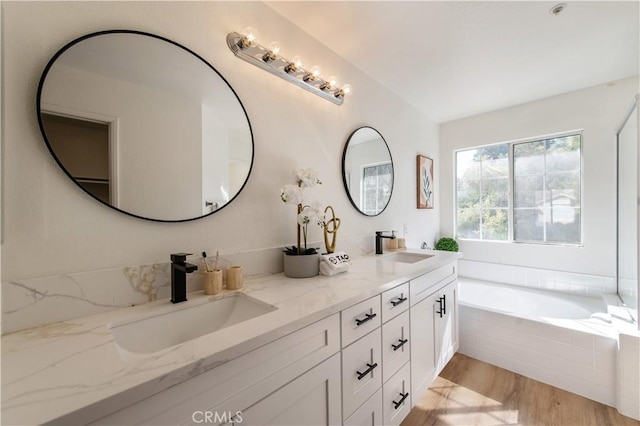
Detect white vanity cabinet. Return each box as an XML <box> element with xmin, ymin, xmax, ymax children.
<box><xmin>434</xmin><ymin>280</ymin><xmax>458</xmax><ymax>374</ymax></box>
<box><xmin>341</xmin><ymin>295</ymin><xmax>383</xmax><ymax>419</ymax></box>
<box><xmin>409</xmin><ymin>262</ymin><xmax>458</xmax><ymax>406</ymax></box>
<box><xmin>341</xmin><ymin>284</ymin><xmax>415</xmax><ymax>425</ymax></box>
<box><xmin>86</xmin><ymin>260</ymin><xmax>458</xmax><ymax>426</ymax></box>
<box><xmin>89</xmin><ymin>314</ymin><xmax>340</xmax><ymax>426</ymax></box>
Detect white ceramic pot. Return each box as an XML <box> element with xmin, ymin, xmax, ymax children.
<box><xmin>283</xmin><ymin>253</ymin><xmax>320</xmax><ymax>278</ymax></box>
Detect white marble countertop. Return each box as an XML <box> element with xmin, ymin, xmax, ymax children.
<box><xmin>1</xmin><ymin>250</ymin><xmax>460</xmax><ymax>425</ymax></box>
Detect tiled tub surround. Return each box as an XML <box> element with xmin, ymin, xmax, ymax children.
<box><xmin>458</xmin><ymin>259</ymin><xmax>616</xmax><ymax>297</ymax></box>
<box><xmin>2</xmin><ymin>237</ymin><xmax>374</xmax><ymax>334</ymax></box>
<box><xmin>1</xmin><ymin>249</ymin><xmax>459</xmax><ymax>425</ymax></box>
<box><xmin>458</xmin><ymin>278</ymin><xmax>640</xmax><ymax>420</ymax></box>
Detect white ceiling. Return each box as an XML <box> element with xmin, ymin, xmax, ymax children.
<box><xmin>265</xmin><ymin>1</ymin><xmax>639</xmax><ymax>123</ymax></box>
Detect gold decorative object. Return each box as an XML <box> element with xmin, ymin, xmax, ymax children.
<box><xmin>323</xmin><ymin>206</ymin><xmax>341</xmax><ymax>254</ymax></box>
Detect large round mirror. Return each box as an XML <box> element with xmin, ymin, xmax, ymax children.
<box><xmin>342</xmin><ymin>126</ymin><xmax>394</xmax><ymax>216</ymax></box>
<box><xmin>37</xmin><ymin>30</ymin><xmax>253</xmax><ymax>222</ymax></box>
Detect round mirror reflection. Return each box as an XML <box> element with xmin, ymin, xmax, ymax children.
<box><xmin>37</xmin><ymin>30</ymin><xmax>253</xmax><ymax>222</ymax></box>
<box><xmin>342</xmin><ymin>127</ymin><xmax>394</xmax><ymax>216</ymax></box>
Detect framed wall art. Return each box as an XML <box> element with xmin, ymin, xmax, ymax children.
<box><xmin>417</xmin><ymin>155</ymin><xmax>434</xmax><ymax>209</ymax></box>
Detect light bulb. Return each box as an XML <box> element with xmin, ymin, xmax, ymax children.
<box><xmin>243</xmin><ymin>27</ymin><xmax>259</xmax><ymax>43</ymax></box>
<box><xmin>320</xmin><ymin>75</ymin><xmax>338</xmax><ymax>91</ymax></box>
<box><xmin>310</xmin><ymin>65</ymin><xmax>322</xmax><ymax>78</ymax></box>
<box><xmin>285</xmin><ymin>55</ymin><xmax>305</xmax><ymax>73</ymax></box>
<box><xmin>336</xmin><ymin>84</ymin><xmax>352</xmax><ymax>99</ymax></box>
<box><xmin>268</xmin><ymin>41</ymin><xmax>282</xmax><ymax>57</ymax></box>
<box><xmin>240</xmin><ymin>26</ymin><xmax>259</xmax><ymax>49</ymax></box>
<box><xmin>263</xmin><ymin>41</ymin><xmax>283</xmax><ymax>63</ymax></box>
<box><xmin>304</xmin><ymin>65</ymin><xmax>322</xmax><ymax>83</ymax></box>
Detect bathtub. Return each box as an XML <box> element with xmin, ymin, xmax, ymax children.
<box><xmin>458</xmin><ymin>277</ymin><xmax>618</xmax><ymax>407</ymax></box>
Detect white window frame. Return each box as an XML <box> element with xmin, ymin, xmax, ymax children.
<box><xmin>454</xmin><ymin>130</ymin><xmax>584</xmax><ymax>246</ymax></box>
<box><xmin>361</xmin><ymin>161</ymin><xmax>392</xmax><ymax>216</ymax></box>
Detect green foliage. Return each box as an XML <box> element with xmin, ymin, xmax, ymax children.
<box><xmin>435</xmin><ymin>237</ymin><xmax>459</xmax><ymax>252</ymax></box>
<box><xmin>282</xmin><ymin>246</ymin><xmax>319</xmax><ymax>255</ymax></box>
<box><xmin>457</xmin><ymin>134</ymin><xmax>581</xmax><ymax>243</ymax></box>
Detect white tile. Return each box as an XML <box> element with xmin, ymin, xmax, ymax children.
<box><xmin>571</xmin><ymin>345</ymin><xmax>594</xmax><ymax>367</ymax></box>
<box><xmin>594</xmin><ymin>350</ymin><xmax>616</xmax><ymax>373</ymax></box>
<box><xmin>525</xmin><ymin>268</ymin><xmax>540</xmax><ymax>289</ymax></box>
<box><xmin>546</xmin><ymin>341</ymin><xmax>573</xmax><ymax>360</ymax></box>
<box><xmin>510</xmin><ymin>266</ymin><xmax>528</xmax><ymax>286</ymax></box>
<box><xmin>459</xmin><ymin>305</ymin><xmax>479</xmax><ymax>320</ymax></box>
<box><xmin>619</xmin><ymin>333</ymin><xmax>640</xmax><ymax>366</ymax></box>
<box><xmin>477</xmin><ymin>310</ymin><xmax>495</xmax><ymax>324</ymax></box>
<box><xmin>459</xmin><ymin>330</ymin><xmax>479</xmax><ymax>347</ymax></box>
<box><xmin>621</xmin><ymin>360</ymin><xmax>640</xmax><ymax>384</ymax></box>
<box><xmin>570</xmin><ymin>362</ymin><xmax>595</xmax><ymax>383</ymax></box>
<box><xmin>593</xmin><ymin>367</ymin><xmax>617</xmax><ymax>390</ymax></box>
<box><xmin>460</xmin><ymin>319</ymin><xmax>482</xmax><ymax>334</ymax></box>
<box><xmin>548</xmin><ymin>355</ymin><xmax>573</xmax><ymax>375</ymax></box>
<box><xmin>563</xmin><ymin>376</ymin><xmax>593</xmax><ymax>400</ymax></box>
<box><xmin>619</xmin><ymin>397</ymin><xmax>640</xmax><ymax>422</ymax></box>
<box><xmin>621</xmin><ymin>378</ymin><xmax>640</xmax><ymax>401</ymax></box>
<box><xmin>584</xmin><ymin>383</ymin><xmax>615</xmax><ymax>406</ymax></box>
<box><xmin>571</xmin><ymin>331</ymin><xmax>595</xmax><ymax>350</ymax></box>
<box><xmin>601</xmin><ymin>276</ymin><xmax>616</xmax><ymax>293</ymax></box>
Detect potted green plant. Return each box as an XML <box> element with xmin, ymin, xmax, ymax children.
<box><xmin>280</xmin><ymin>168</ymin><xmax>325</xmax><ymax>278</ymax></box>
<box><xmin>435</xmin><ymin>237</ymin><xmax>459</xmax><ymax>252</ymax></box>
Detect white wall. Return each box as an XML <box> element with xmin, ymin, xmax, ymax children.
<box><xmin>440</xmin><ymin>77</ymin><xmax>640</xmax><ymax>277</ymax></box>
<box><xmin>1</xmin><ymin>1</ymin><xmax>439</xmax><ymax>285</ymax></box>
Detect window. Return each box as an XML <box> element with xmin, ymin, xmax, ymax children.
<box><xmin>362</xmin><ymin>163</ymin><xmax>392</xmax><ymax>215</ymax></box>
<box><xmin>455</xmin><ymin>133</ymin><xmax>581</xmax><ymax>245</ymax></box>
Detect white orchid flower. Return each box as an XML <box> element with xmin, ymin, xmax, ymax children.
<box><xmin>280</xmin><ymin>184</ymin><xmax>304</xmax><ymax>205</ymax></box>
<box><xmin>295</xmin><ymin>168</ymin><xmax>322</xmax><ymax>188</ymax></box>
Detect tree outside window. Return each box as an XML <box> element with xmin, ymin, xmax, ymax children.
<box><xmin>455</xmin><ymin>134</ymin><xmax>581</xmax><ymax>245</ymax></box>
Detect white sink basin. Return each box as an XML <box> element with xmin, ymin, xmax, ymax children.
<box><xmin>380</xmin><ymin>252</ymin><xmax>434</xmax><ymax>264</ymax></box>
<box><xmin>109</xmin><ymin>294</ymin><xmax>277</xmax><ymax>355</ymax></box>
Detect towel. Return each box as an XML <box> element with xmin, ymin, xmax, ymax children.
<box><xmin>319</xmin><ymin>251</ymin><xmax>351</xmax><ymax>276</ymax></box>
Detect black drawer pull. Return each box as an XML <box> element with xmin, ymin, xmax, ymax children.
<box><xmin>355</xmin><ymin>312</ymin><xmax>377</xmax><ymax>326</ymax></box>
<box><xmin>390</xmin><ymin>296</ymin><xmax>407</xmax><ymax>307</ymax></box>
<box><xmin>436</xmin><ymin>296</ymin><xmax>444</xmax><ymax>318</ymax></box>
<box><xmin>442</xmin><ymin>294</ymin><xmax>447</xmax><ymax>315</ymax></box>
<box><xmin>392</xmin><ymin>338</ymin><xmax>408</xmax><ymax>351</ymax></box>
<box><xmin>393</xmin><ymin>392</ymin><xmax>409</xmax><ymax>409</ymax></box>
<box><xmin>356</xmin><ymin>362</ymin><xmax>378</xmax><ymax>380</ymax></box>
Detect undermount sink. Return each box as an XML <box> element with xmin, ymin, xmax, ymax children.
<box><xmin>109</xmin><ymin>294</ymin><xmax>277</xmax><ymax>355</ymax></box>
<box><xmin>380</xmin><ymin>252</ymin><xmax>434</xmax><ymax>264</ymax></box>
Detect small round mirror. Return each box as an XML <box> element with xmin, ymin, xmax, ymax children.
<box><xmin>37</xmin><ymin>30</ymin><xmax>253</xmax><ymax>222</ymax></box>
<box><xmin>342</xmin><ymin>126</ymin><xmax>394</xmax><ymax>216</ymax></box>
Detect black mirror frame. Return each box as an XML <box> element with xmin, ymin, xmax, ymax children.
<box><xmin>341</xmin><ymin>126</ymin><xmax>394</xmax><ymax>217</ymax></box>
<box><xmin>36</xmin><ymin>29</ymin><xmax>254</xmax><ymax>223</ymax></box>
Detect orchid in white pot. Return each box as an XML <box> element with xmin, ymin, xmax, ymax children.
<box><xmin>280</xmin><ymin>168</ymin><xmax>325</xmax><ymax>256</ymax></box>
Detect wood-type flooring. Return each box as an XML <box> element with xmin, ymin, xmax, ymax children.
<box><xmin>401</xmin><ymin>353</ymin><xmax>639</xmax><ymax>426</ymax></box>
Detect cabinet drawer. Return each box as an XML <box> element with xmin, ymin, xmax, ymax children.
<box><xmin>236</xmin><ymin>353</ymin><xmax>342</xmax><ymax>426</ymax></box>
<box><xmin>341</xmin><ymin>295</ymin><xmax>381</xmax><ymax>347</ymax></box>
<box><xmin>381</xmin><ymin>310</ymin><xmax>410</xmax><ymax>383</ymax></box>
<box><xmin>343</xmin><ymin>388</ymin><xmax>383</xmax><ymax>426</ymax></box>
<box><xmin>383</xmin><ymin>362</ymin><xmax>411</xmax><ymax>426</ymax></box>
<box><xmin>381</xmin><ymin>282</ymin><xmax>409</xmax><ymax>323</ymax></box>
<box><xmin>342</xmin><ymin>328</ymin><xmax>382</xmax><ymax>419</ymax></box>
<box><xmin>410</xmin><ymin>263</ymin><xmax>457</xmax><ymax>306</ymax></box>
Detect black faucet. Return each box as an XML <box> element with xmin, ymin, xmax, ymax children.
<box><xmin>170</xmin><ymin>253</ymin><xmax>198</xmax><ymax>303</ymax></box>
<box><xmin>375</xmin><ymin>231</ymin><xmax>396</xmax><ymax>255</ymax></box>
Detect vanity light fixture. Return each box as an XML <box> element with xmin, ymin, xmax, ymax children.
<box><xmin>227</xmin><ymin>28</ymin><xmax>352</xmax><ymax>105</ymax></box>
